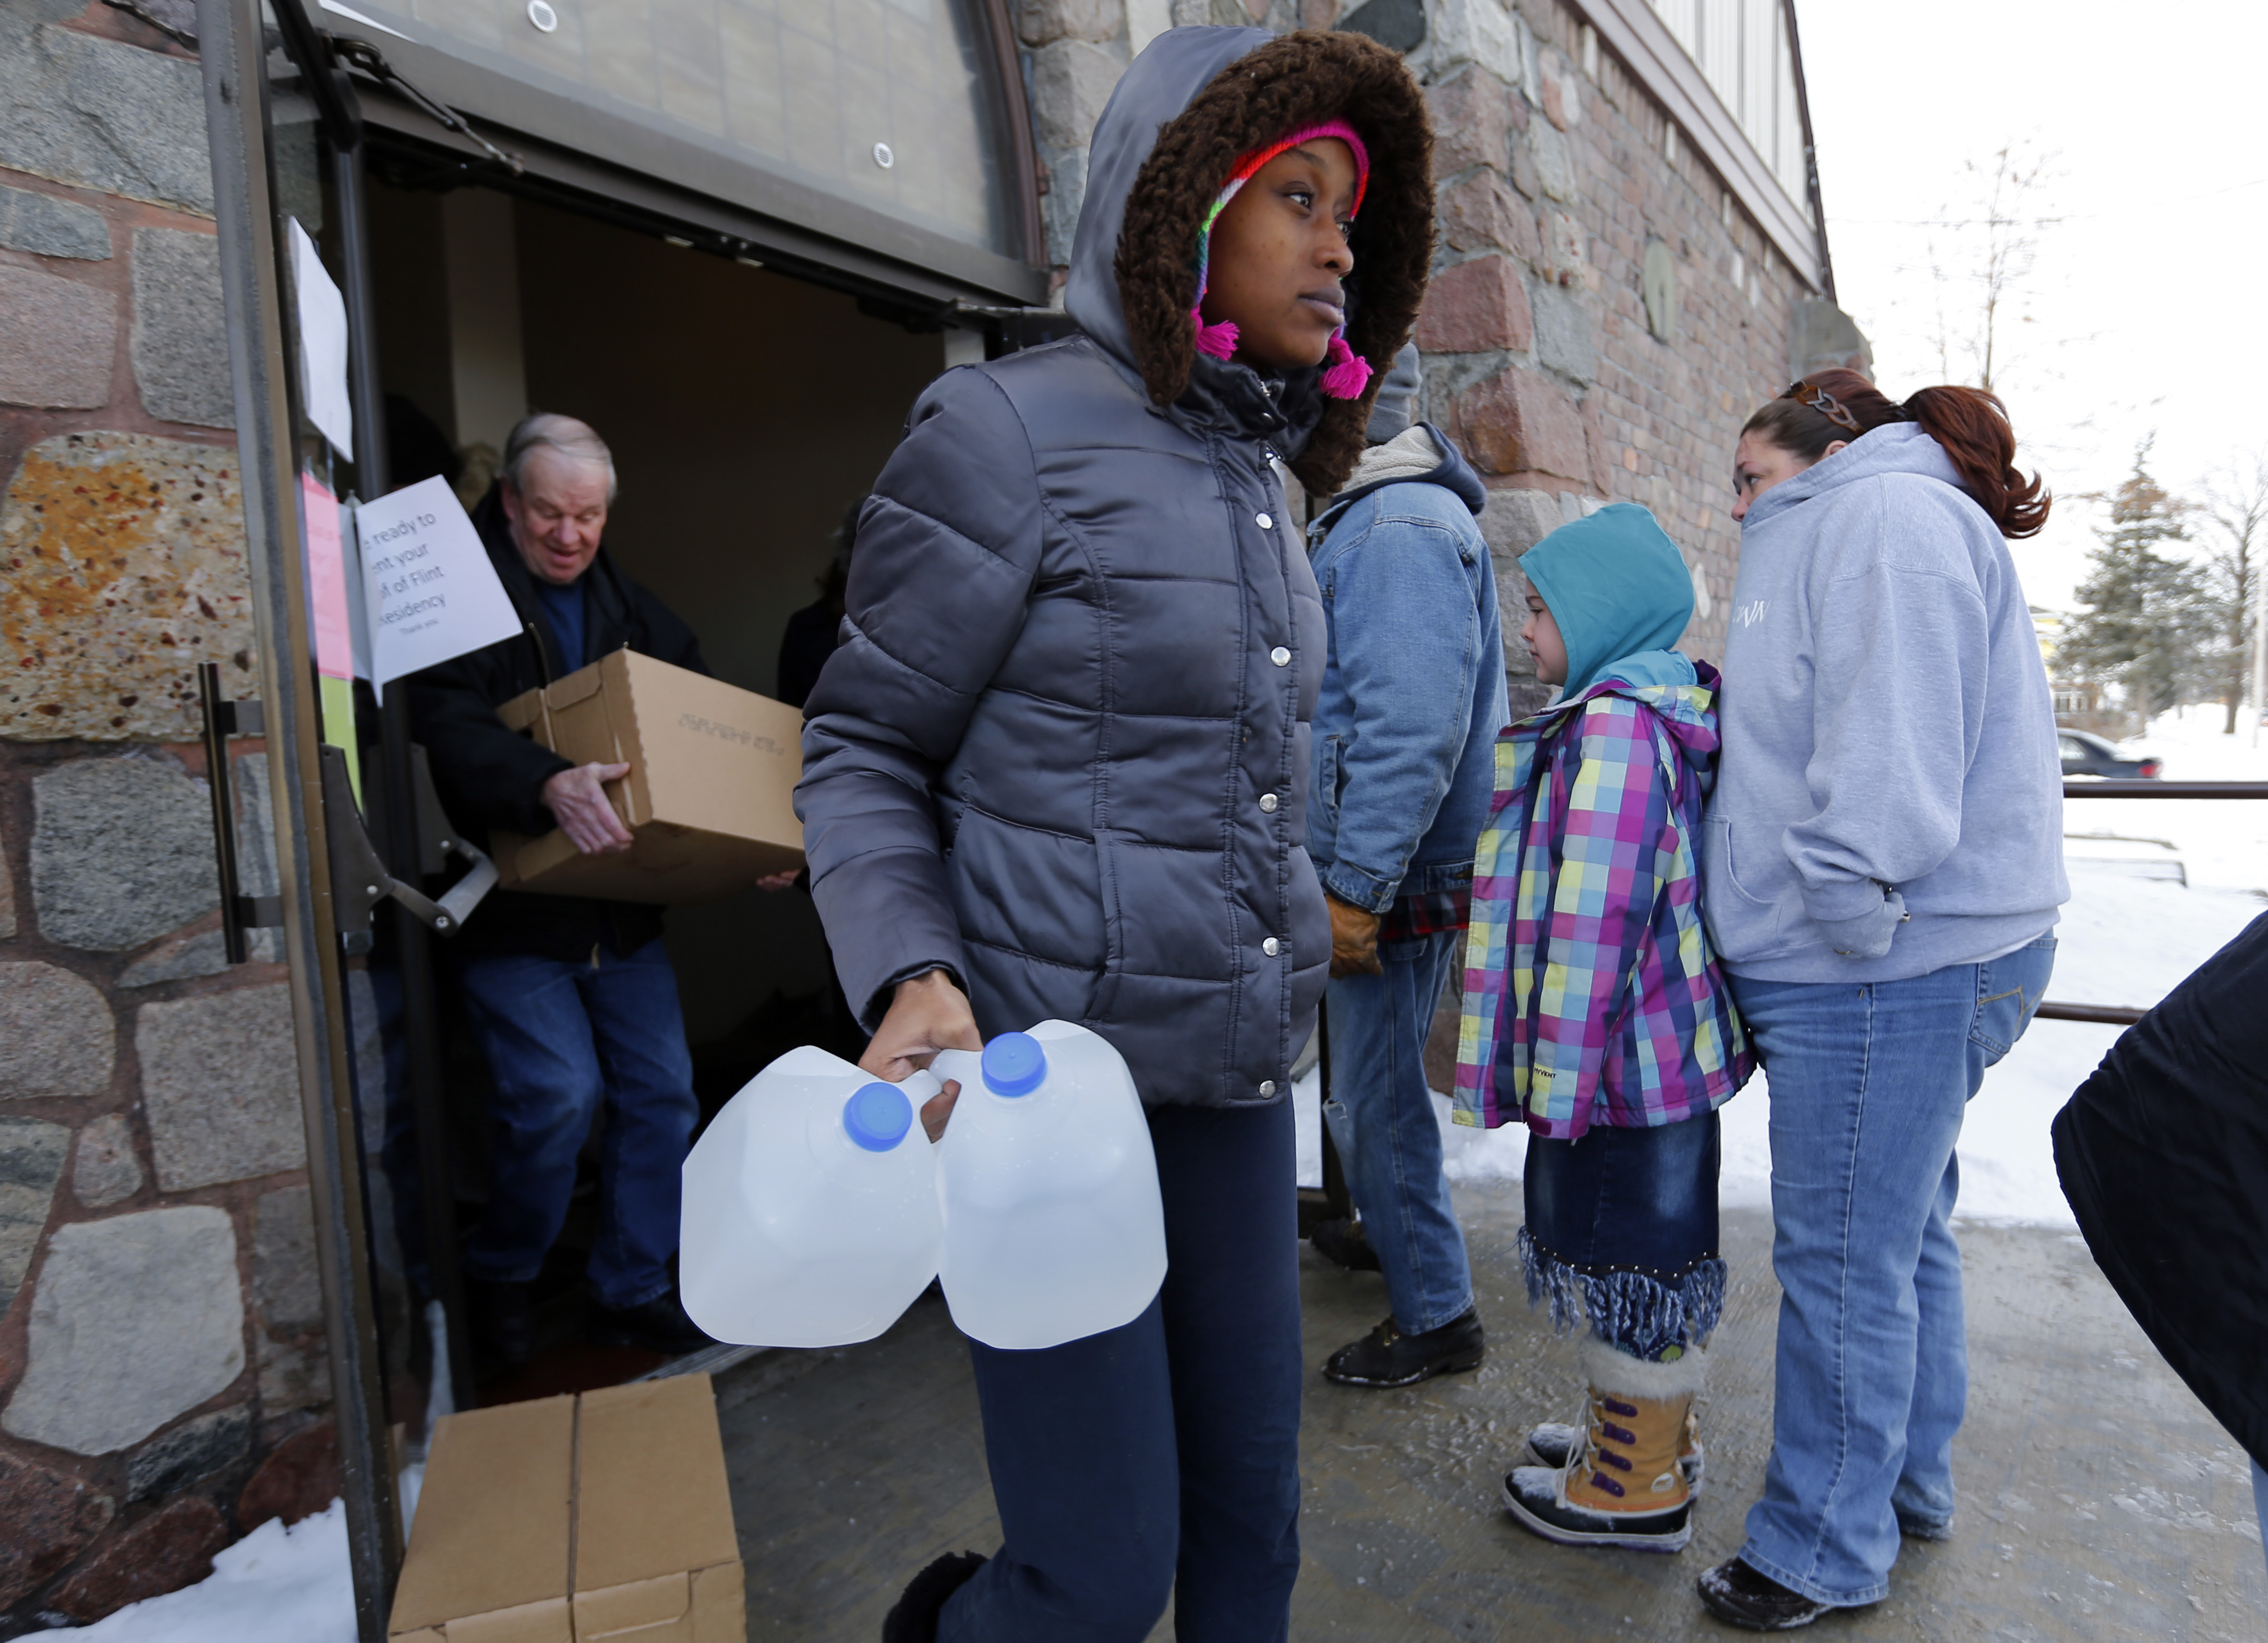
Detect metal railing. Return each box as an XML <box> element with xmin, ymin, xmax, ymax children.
<box><xmin>2036</xmin><ymin>778</ymin><xmax>2268</xmax><ymax>1026</ymax></box>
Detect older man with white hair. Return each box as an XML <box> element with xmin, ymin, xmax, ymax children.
<box><xmin>409</xmin><ymin>412</ymin><xmax>714</xmax><ymax>1370</ymax></box>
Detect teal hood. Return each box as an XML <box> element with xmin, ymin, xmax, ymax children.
<box><xmin>1519</xmin><ymin>502</ymin><xmax>1694</xmax><ymax>694</ymax></box>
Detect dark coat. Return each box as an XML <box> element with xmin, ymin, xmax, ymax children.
<box><xmin>794</xmin><ymin>26</ymin><xmax>1435</xmax><ymax>1107</ymax></box>
<box><xmin>2053</xmin><ymin>909</ymin><xmax>2268</xmax><ymax>1469</ymax></box>
<box><xmin>406</xmin><ymin>492</ymin><xmax>708</xmax><ymax>960</ymax></box>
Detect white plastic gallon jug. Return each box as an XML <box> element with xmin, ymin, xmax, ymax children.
<box><xmin>679</xmin><ymin>1046</ymin><xmax>944</xmax><ymax>1348</ymax></box>
<box><xmin>930</xmin><ymin>1021</ymin><xmax>1167</xmax><ymax>1350</ymax></box>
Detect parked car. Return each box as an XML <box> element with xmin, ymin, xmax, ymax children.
<box><xmin>2059</xmin><ymin>730</ymin><xmax>2163</xmax><ymax>779</ymax></box>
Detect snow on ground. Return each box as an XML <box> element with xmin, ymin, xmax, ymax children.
<box><xmin>61</xmin><ymin>1504</ymin><xmax>359</xmax><ymax>1642</ymax></box>
<box><xmin>1302</xmin><ymin>711</ymin><xmax>2268</xmax><ymax>1229</ymax></box>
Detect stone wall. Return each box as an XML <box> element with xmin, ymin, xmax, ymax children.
<box><xmin>0</xmin><ymin>2</ymin><xmax>334</xmax><ymax>1628</ymax></box>
<box><xmin>1016</xmin><ymin>0</ymin><xmax>1856</xmax><ymax>715</ymax></box>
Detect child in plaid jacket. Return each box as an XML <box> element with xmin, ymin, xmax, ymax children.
<box><xmin>1455</xmin><ymin>503</ymin><xmax>1754</xmax><ymax>1555</ymax></box>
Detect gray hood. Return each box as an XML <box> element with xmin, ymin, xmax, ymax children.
<box><xmin>1743</xmin><ymin>421</ymin><xmax>1969</xmax><ymax>530</ymax></box>
<box><xmin>1064</xmin><ymin>26</ymin><xmax>1271</xmax><ymax>383</ymax></box>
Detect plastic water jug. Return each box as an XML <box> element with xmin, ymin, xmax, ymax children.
<box><xmin>930</xmin><ymin>1020</ymin><xmax>1167</xmax><ymax>1350</ymax></box>
<box><xmin>679</xmin><ymin>1046</ymin><xmax>944</xmax><ymax>1348</ymax></box>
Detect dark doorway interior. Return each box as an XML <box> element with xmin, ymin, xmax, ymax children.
<box><xmin>360</xmin><ymin>172</ymin><xmax>945</xmax><ymax>1395</ymax></box>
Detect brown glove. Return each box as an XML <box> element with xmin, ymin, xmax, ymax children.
<box><xmin>1326</xmin><ymin>893</ymin><xmax>1385</xmax><ymax>978</ymax></box>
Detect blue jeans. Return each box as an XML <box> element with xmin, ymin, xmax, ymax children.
<box><xmin>940</xmin><ymin>1097</ymin><xmax>1302</xmax><ymax>1642</ymax></box>
<box><xmin>1732</xmin><ymin>936</ymin><xmax>2055</xmax><ymax>1606</ymax></box>
<box><xmin>1523</xmin><ymin>1112</ymin><xmax>1723</xmax><ymax>1360</ymax></box>
<box><xmin>454</xmin><ymin>940</ymin><xmax>699</xmax><ymax>1310</ymax></box>
<box><xmin>1323</xmin><ymin>927</ymin><xmax>1473</xmax><ymax>1334</ymax></box>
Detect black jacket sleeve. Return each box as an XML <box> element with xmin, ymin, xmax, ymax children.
<box><xmin>620</xmin><ymin>569</ymin><xmax>710</xmax><ymax>676</ymax></box>
<box><xmin>406</xmin><ymin>638</ymin><xmax>570</xmax><ymax>839</ymax></box>
<box><xmin>794</xmin><ymin>367</ymin><xmax>1045</xmax><ymax>1025</ymax></box>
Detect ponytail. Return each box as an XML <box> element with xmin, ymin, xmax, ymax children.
<box><xmin>1900</xmin><ymin>384</ymin><xmax>2050</xmax><ymax>539</ymax></box>
<box><xmin>1741</xmin><ymin>368</ymin><xmax>2051</xmax><ymax>540</ymax></box>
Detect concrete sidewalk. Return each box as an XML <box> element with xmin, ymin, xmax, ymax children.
<box><xmin>715</xmin><ymin>1188</ymin><xmax>2266</xmax><ymax>1640</ymax></box>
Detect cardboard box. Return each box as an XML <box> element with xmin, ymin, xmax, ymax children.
<box><xmin>389</xmin><ymin>1374</ymin><xmax>745</xmax><ymax>1643</ymax></box>
<box><xmin>492</xmin><ymin>649</ymin><xmax>804</xmax><ymax>903</ymax></box>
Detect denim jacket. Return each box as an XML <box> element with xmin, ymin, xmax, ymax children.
<box><xmin>1304</xmin><ymin>428</ymin><xmax>1506</xmax><ymax>913</ymax></box>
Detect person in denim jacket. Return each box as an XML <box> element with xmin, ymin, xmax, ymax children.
<box><xmin>1305</xmin><ymin>349</ymin><xmax>1507</xmax><ymax>1389</ymax></box>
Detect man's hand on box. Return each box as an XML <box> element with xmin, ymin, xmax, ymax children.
<box><xmin>1327</xmin><ymin>892</ymin><xmax>1385</xmax><ymax>978</ymax></box>
<box><xmin>541</xmin><ymin>761</ymin><xmax>635</xmax><ymax>855</ymax></box>
<box><xmin>859</xmin><ymin>968</ymin><xmax>982</xmax><ymax>1143</ymax></box>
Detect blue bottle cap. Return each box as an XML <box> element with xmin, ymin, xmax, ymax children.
<box><xmin>843</xmin><ymin>1082</ymin><xmax>913</xmax><ymax>1152</ymax></box>
<box><xmin>980</xmin><ymin>1032</ymin><xmax>1047</xmax><ymax>1097</ymax></box>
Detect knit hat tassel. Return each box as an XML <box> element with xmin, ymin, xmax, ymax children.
<box><xmin>1192</xmin><ymin>308</ymin><xmax>1240</xmax><ymax>361</ymax></box>
<box><xmin>1320</xmin><ymin>331</ymin><xmax>1372</xmax><ymax>400</ymax></box>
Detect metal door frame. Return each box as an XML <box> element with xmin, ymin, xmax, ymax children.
<box><xmin>198</xmin><ymin>2</ymin><xmax>403</xmax><ymax>1635</ymax></box>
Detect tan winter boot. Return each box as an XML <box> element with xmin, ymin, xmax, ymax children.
<box><xmin>1523</xmin><ymin>1397</ymin><xmax>1705</xmax><ymax>1494</ymax></box>
<box><xmin>1501</xmin><ymin>1338</ymin><xmax>1702</xmax><ymax>1552</ymax></box>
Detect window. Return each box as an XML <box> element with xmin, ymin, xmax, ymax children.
<box><xmin>1648</xmin><ymin>0</ymin><xmax>1810</xmax><ymax>218</ymax></box>
<box><xmin>345</xmin><ymin>0</ymin><xmax>1028</xmax><ymax>267</ymax></box>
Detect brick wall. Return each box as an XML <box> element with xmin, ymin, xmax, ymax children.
<box><xmin>0</xmin><ymin>1</ymin><xmax>340</xmax><ymax>1628</ymax></box>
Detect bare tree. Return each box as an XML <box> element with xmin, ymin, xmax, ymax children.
<box><xmin>2198</xmin><ymin>458</ymin><xmax>2268</xmax><ymax>733</ymax></box>
<box><xmin>1914</xmin><ymin>144</ymin><xmax>2061</xmax><ymax>394</ymax></box>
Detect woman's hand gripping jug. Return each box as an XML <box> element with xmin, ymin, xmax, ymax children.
<box><xmin>930</xmin><ymin>1021</ymin><xmax>1167</xmax><ymax>1350</ymax></box>
<box><xmin>679</xmin><ymin>1046</ymin><xmax>944</xmax><ymax>1348</ymax></box>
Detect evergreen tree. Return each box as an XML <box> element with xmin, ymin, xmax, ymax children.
<box><xmin>2061</xmin><ymin>442</ymin><xmax>2214</xmax><ymax>727</ymax></box>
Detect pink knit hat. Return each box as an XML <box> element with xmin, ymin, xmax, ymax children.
<box><xmin>1189</xmin><ymin>119</ymin><xmax>1373</xmax><ymax>400</ymax></box>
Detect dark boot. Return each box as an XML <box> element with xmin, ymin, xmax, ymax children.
<box><xmin>1309</xmin><ymin>1216</ymin><xmax>1382</xmax><ymax>1272</ymax></box>
<box><xmin>882</xmin><ymin>1551</ymin><xmax>986</xmax><ymax>1642</ymax></box>
<box><xmin>589</xmin><ymin>1288</ymin><xmax>711</xmax><ymax>1356</ymax></box>
<box><xmin>1321</xmin><ymin>1305</ymin><xmax>1484</xmax><ymax>1388</ymax></box>
<box><xmin>1694</xmin><ymin>1559</ymin><xmax>1838</xmax><ymax>1631</ymax></box>
<box><xmin>466</xmin><ymin>1277</ymin><xmax>535</xmax><ymax>1373</ymax></box>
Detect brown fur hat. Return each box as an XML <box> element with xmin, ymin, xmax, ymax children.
<box><xmin>1114</xmin><ymin>31</ymin><xmax>1435</xmax><ymax>496</ymax></box>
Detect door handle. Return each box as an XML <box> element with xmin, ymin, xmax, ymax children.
<box><xmin>320</xmin><ymin>745</ymin><xmax>498</xmax><ymax>955</ymax></box>
<box><xmin>199</xmin><ymin>662</ymin><xmax>499</xmax><ymax>961</ymax></box>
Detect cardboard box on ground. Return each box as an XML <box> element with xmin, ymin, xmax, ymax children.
<box><xmin>388</xmin><ymin>1373</ymin><xmax>744</xmax><ymax>1642</ymax></box>
<box><xmin>494</xmin><ymin>650</ymin><xmax>805</xmax><ymax>902</ymax></box>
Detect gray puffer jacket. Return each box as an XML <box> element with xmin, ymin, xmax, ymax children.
<box><xmin>794</xmin><ymin>25</ymin><xmax>1433</xmax><ymax>1106</ymax></box>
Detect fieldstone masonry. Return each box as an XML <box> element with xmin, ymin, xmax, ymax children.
<box><xmin>69</xmin><ymin>1110</ymin><xmax>142</xmax><ymax>1208</ymax></box>
<box><xmin>0</xmin><ymin>1118</ymin><xmax>68</xmax><ymax>1315</ymax></box>
<box><xmin>0</xmin><ymin>1449</ymin><xmax>113</xmax><ymax>1613</ymax></box>
<box><xmin>30</xmin><ymin>755</ymin><xmax>220</xmax><ymax>949</ymax></box>
<box><xmin>1</xmin><ymin>432</ymin><xmax>259</xmax><ymax>742</ymax></box>
<box><xmin>2</xmin><ymin>1205</ymin><xmax>246</xmax><ymax>1456</ymax></box>
<box><xmin>125</xmin><ymin>1406</ymin><xmax>250</xmax><ymax>1503</ymax></box>
<box><xmin>0</xmin><ymin>960</ymin><xmax>115</xmax><ymax>1102</ymax></box>
<box><xmin>136</xmin><ymin>984</ymin><xmax>305</xmax><ymax>1191</ymax></box>
<box><xmin>0</xmin><ymin>0</ymin><xmax>212</xmax><ymax>215</ymax></box>
<box><xmin>0</xmin><ymin>262</ymin><xmax>115</xmax><ymax>408</ymax></box>
<box><xmin>0</xmin><ymin>3</ymin><xmax>317</xmax><ymax>1622</ymax></box>
<box><xmin>252</xmin><ymin>1183</ymin><xmax>321</xmax><ymax>1336</ymax></box>
<box><xmin>128</xmin><ymin>226</ymin><xmax>233</xmax><ymax>428</ymax></box>
<box><xmin>0</xmin><ymin>178</ymin><xmax>109</xmax><ymax>259</ymax></box>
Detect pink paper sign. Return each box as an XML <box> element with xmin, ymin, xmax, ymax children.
<box><xmin>301</xmin><ymin>473</ymin><xmax>354</xmax><ymax>681</ymax></box>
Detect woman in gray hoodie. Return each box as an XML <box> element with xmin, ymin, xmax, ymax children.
<box><xmin>1693</xmin><ymin>371</ymin><xmax>2067</xmax><ymax>1630</ymax></box>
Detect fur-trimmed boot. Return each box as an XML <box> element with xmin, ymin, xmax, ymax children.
<box><xmin>1501</xmin><ymin>1338</ymin><xmax>1703</xmax><ymax>1552</ymax></box>
<box><xmin>1523</xmin><ymin>1398</ymin><xmax>1704</xmax><ymax>1494</ymax></box>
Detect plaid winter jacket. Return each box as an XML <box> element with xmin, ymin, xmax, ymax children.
<box><xmin>1454</xmin><ymin>661</ymin><xmax>1752</xmax><ymax>1138</ymax></box>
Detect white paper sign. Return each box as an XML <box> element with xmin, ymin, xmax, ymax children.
<box><xmin>355</xmin><ymin>476</ymin><xmax>523</xmax><ymax>697</ymax></box>
<box><xmin>287</xmin><ymin>220</ymin><xmax>354</xmax><ymax>458</ymax></box>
